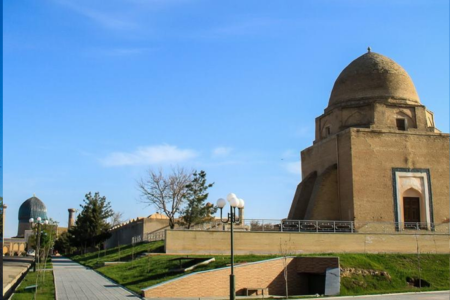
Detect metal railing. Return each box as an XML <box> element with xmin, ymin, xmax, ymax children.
<box><xmin>173</xmin><ymin>219</ymin><xmax>449</xmax><ymax>235</ymax></box>
<box><xmin>145</xmin><ymin>230</ymin><xmax>166</xmax><ymax>242</ymax></box>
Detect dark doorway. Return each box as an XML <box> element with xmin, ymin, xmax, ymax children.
<box><xmin>404</xmin><ymin>197</ymin><xmax>420</xmax><ymax>223</ymax></box>
<box><xmin>299</xmin><ymin>273</ymin><xmax>326</xmax><ymax>295</ymax></box>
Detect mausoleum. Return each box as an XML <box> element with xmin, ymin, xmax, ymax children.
<box><xmin>288</xmin><ymin>50</ymin><xmax>449</xmax><ymax>229</ymax></box>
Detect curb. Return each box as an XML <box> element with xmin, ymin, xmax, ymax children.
<box><xmin>3</xmin><ymin>263</ymin><xmax>32</xmax><ymax>300</ymax></box>
<box><xmin>309</xmin><ymin>290</ymin><xmax>450</xmax><ymax>299</ymax></box>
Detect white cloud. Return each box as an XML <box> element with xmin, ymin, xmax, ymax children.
<box><xmin>284</xmin><ymin>161</ymin><xmax>302</xmax><ymax>176</ymax></box>
<box><xmin>101</xmin><ymin>144</ymin><xmax>198</xmax><ymax>166</ymax></box>
<box><xmin>212</xmin><ymin>147</ymin><xmax>233</xmax><ymax>157</ymax></box>
<box><xmin>281</xmin><ymin>149</ymin><xmax>298</xmax><ymax>160</ymax></box>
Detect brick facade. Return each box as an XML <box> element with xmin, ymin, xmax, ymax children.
<box><xmin>142</xmin><ymin>257</ymin><xmax>339</xmax><ymax>298</ymax></box>
<box><xmin>165</xmin><ymin>230</ymin><xmax>450</xmax><ymax>255</ymax></box>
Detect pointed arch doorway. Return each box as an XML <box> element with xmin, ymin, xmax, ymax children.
<box><xmin>393</xmin><ymin>169</ymin><xmax>433</xmax><ymax>231</ymax></box>
<box><xmin>402</xmin><ymin>188</ymin><xmax>422</xmax><ymax>229</ymax></box>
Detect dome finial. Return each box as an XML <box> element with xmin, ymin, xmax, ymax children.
<box><xmin>367</xmin><ymin>46</ymin><xmax>371</xmax><ymax>53</ymax></box>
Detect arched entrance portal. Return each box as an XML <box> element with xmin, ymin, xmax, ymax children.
<box><xmin>393</xmin><ymin>169</ymin><xmax>433</xmax><ymax>231</ymax></box>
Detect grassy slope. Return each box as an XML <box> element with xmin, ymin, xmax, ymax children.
<box><xmin>338</xmin><ymin>253</ymin><xmax>449</xmax><ymax>295</ymax></box>
<box><xmin>70</xmin><ymin>242</ymin><xmax>450</xmax><ymax>296</ymax></box>
<box><xmin>12</xmin><ymin>260</ymin><xmax>55</xmax><ymax>300</ymax></box>
<box><xmin>70</xmin><ymin>241</ymin><xmax>277</xmax><ymax>293</ymax></box>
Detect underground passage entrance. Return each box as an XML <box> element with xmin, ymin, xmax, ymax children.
<box><xmin>299</xmin><ymin>273</ymin><xmax>326</xmax><ymax>295</ymax></box>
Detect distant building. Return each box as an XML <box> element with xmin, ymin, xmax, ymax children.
<box><xmin>17</xmin><ymin>195</ymin><xmax>48</xmax><ymax>237</ymax></box>
<box><xmin>288</xmin><ymin>50</ymin><xmax>449</xmax><ymax>229</ymax></box>
<box><xmin>105</xmin><ymin>213</ymin><xmax>170</xmax><ymax>249</ymax></box>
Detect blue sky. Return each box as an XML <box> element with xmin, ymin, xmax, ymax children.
<box><xmin>3</xmin><ymin>0</ymin><xmax>449</xmax><ymax>238</ymax></box>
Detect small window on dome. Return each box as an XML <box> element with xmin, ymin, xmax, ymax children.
<box><xmin>396</xmin><ymin>119</ymin><xmax>406</xmax><ymax>131</ymax></box>
<box><xmin>325</xmin><ymin>126</ymin><xmax>331</xmax><ymax>137</ymax></box>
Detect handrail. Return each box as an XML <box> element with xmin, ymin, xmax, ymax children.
<box><xmin>170</xmin><ymin>219</ymin><xmax>449</xmax><ymax>235</ymax></box>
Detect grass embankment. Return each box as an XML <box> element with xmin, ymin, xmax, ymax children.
<box><xmin>70</xmin><ymin>241</ymin><xmax>450</xmax><ymax>296</ymax></box>
<box><xmin>70</xmin><ymin>241</ymin><xmax>277</xmax><ymax>293</ymax></box>
<box><xmin>337</xmin><ymin>253</ymin><xmax>449</xmax><ymax>295</ymax></box>
<box><xmin>12</xmin><ymin>259</ymin><xmax>55</xmax><ymax>300</ymax></box>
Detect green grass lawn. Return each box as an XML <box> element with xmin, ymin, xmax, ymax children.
<box><xmin>12</xmin><ymin>260</ymin><xmax>55</xmax><ymax>300</ymax></box>
<box><xmin>338</xmin><ymin>253</ymin><xmax>449</xmax><ymax>295</ymax></box>
<box><xmin>69</xmin><ymin>240</ymin><xmax>165</xmax><ymax>268</ymax></box>
<box><xmin>70</xmin><ymin>241</ymin><xmax>450</xmax><ymax>296</ymax></box>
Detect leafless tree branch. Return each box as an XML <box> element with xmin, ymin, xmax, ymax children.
<box><xmin>137</xmin><ymin>167</ymin><xmax>192</xmax><ymax>229</ymax></box>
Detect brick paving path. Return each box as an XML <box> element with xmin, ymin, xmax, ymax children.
<box><xmin>52</xmin><ymin>256</ymin><xmax>141</xmax><ymax>300</ymax></box>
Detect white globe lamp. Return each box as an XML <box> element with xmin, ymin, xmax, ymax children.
<box><xmin>216</xmin><ymin>198</ymin><xmax>226</xmax><ymax>209</ymax></box>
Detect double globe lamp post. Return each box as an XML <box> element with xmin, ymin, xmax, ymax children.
<box><xmin>29</xmin><ymin>217</ymin><xmax>48</xmax><ymax>272</ymax></box>
<box><xmin>216</xmin><ymin>193</ymin><xmax>245</xmax><ymax>300</ymax></box>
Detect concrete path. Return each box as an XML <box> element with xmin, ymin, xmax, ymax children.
<box><xmin>52</xmin><ymin>256</ymin><xmax>141</xmax><ymax>300</ymax></box>
<box><xmin>3</xmin><ymin>257</ymin><xmax>33</xmax><ymax>297</ymax></box>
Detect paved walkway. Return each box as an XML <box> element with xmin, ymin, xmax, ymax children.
<box><xmin>3</xmin><ymin>257</ymin><xmax>33</xmax><ymax>297</ymax></box>
<box><xmin>52</xmin><ymin>256</ymin><xmax>141</xmax><ymax>300</ymax></box>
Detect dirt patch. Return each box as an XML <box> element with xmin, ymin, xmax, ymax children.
<box><xmin>340</xmin><ymin>267</ymin><xmax>391</xmax><ymax>280</ymax></box>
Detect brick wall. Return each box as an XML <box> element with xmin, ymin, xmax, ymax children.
<box><xmin>165</xmin><ymin>230</ymin><xmax>450</xmax><ymax>255</ymax></box>
<box><xmin>296</xmin><ymin>257</ymin><xmax>339</xmax><ymax>273</ymax></box>
<box><xmin>142</xmin><ymin>257</ymin><xmax>338</xmax><ymax>298</ymax></box>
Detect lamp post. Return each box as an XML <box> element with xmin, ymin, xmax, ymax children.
<box><xmin>217</xmin><ymin>193</ymin><xmax>245</xmax><ymax>300</ymax></box>
<box><xmin>29</xmin><ymin>217</ymin><xmax>48</xmax><ymax>272</ymax></box>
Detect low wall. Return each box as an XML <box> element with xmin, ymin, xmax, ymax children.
<box><xmin>106</xmin><ymin>218</ymin><xmax>169</xmax><ymax>249</ymax></box>
<box><xmin>142</xmin><ymin>257</ymin><xmax>339</xmax><ymax>298</ymax></box>
<box><xmin>165</xmin><ymin>230</ymin><xmax>450</xmax><ymax>255</ymax></box>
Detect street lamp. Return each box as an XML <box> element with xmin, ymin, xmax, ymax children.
<box><xmin>217</xmin><ymin>193</ymin><xmax>245</xmax><ymax>300</ymax></box>
<box><xmin>29</xmin><ymin>217</ymin><xmax>48</xmax><ymax>272</ymax></box>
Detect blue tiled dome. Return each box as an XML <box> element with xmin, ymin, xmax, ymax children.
<box><xmin>18</xmin><ymin>196</ymin><xmax>48</xmax><ymax>223</ymax></box>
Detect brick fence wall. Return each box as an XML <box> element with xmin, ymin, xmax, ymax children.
<box><xmin>142</xmin><ymin>257</ymin><xmax>339</xmax><ymax>298</ymax></box>
<box><xmin>165</xmin><ymin>230</ymin><xmax>450</xmax><ymax>255</ymax></box>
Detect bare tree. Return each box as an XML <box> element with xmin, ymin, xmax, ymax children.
<box><xmin>279</xmin><ymin>236</ymin><xmax>293</xmax><ymax>299</ymax></box>
<box><xmin>137</xmin><ymin>168</ymin><xmax>191</xmax><ymax>229</ymax></box>
<box><xmin>109</xmin><ymin>211</ymin><xmax>124</xmax><ymax>227</ymax></box>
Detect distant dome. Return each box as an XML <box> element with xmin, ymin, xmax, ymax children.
<box><xmin>18</xmin><ymin>196</ymin><xmax>48</xmax><ymax>223</ymax></box>
<box><xmin>328</xmin><ymin>52</ymin><xmax>420</xmax><ymax>109</ymax></box>
<box><xmin>148</xmin><ymin>212</ymin><xmax>169</xmax><ymax>219</ymax></box>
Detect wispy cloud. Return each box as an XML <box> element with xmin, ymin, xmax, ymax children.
<box><xmin>52</xmin><ymin>0</ymin><xmax>192</xmax><ymax>31</ymax></box>
<box><xmin>209</xmin><ymin>17</ymin><xmax>284</xmax><ymax>37</ymax></box>
<box><xmin>294</xmin><ymin>126</ymin><xmax>312</xmax><ymax>138</ymax></box>
<box><xmin>101</xmin><ymin>144</ymin><xmax>198</xmax><ymax>167</ymax></box>
<box><xmin>87</xmin><ymin>47</ymin><xmax>156</xmax><ymax>57</ymax></box>
<box><xmin>283</xmin><ymin>161</ymin><xmax>301</xmax><ymax>176</ymax></box>
<box><xmin>212</xmin><ymin>146</ymin><xmax>233</xmax><ymax>158</ymax></box>
<box><xmin>53</xmin><ymin>0</ymin><xmax>138</xmax><ymax>30</ymax></box>
<box><xmin>281</xmin><ymin>149</ymin><xmax>299</xmax><ymax>160</ymax></box>
<box><xmin>107</xmin><ymin>47</ymin><xmax>153</xmax><ymax>56</ymax></box>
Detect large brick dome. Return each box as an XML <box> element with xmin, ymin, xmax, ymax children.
<box><xmin>327</xmin><ymin>51</ymin><xmax>420</xmax><ymax>110</ymax></box>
